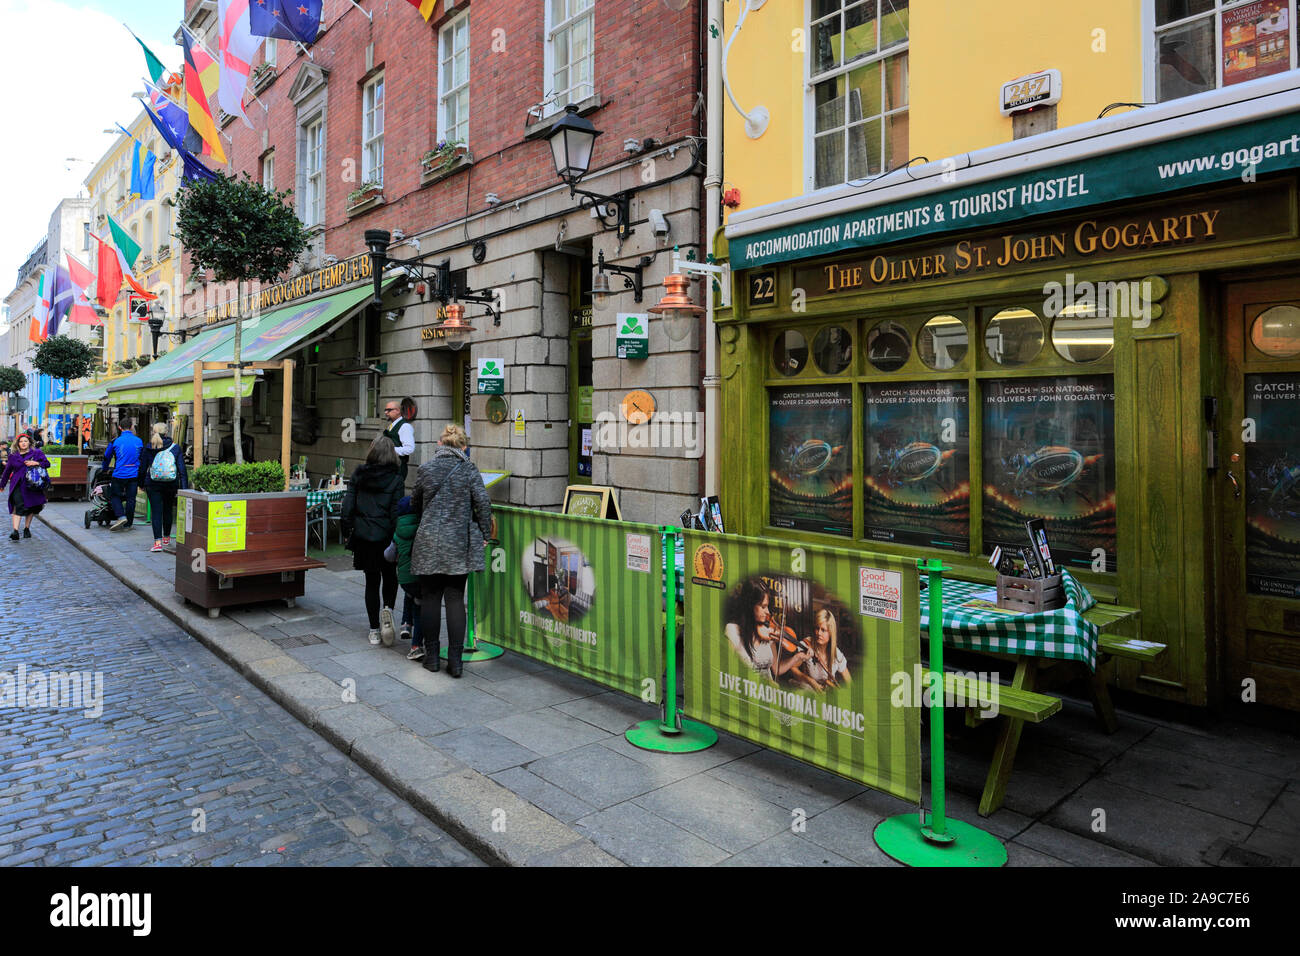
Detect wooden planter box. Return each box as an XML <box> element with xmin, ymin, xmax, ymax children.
<box><xmin>45</xmin><ymin>455</ymin><xmax>90</xmax><ymax>501</ymax></box>
<box><xmin>175</xmin><ymin>490</ymin><xmax>325</xmax><ymax>618</ymax></box>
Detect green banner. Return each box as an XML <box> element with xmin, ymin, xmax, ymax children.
<box><xmin>477</xmin><ymin>506</ymin><xmax>665</xmax><ymax>701</ymax></box>
<box><xmin>682</xmin><ymin>530</ymin><xmax>921</xmax><ymax>801</ymax></box>
<box><xmin>733</xmin><ymin>109</ymin><xmax>1300</xmax><ymax>268</ymax></box>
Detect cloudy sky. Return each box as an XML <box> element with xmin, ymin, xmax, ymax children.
<box><xmin>0</xmin><ymin>0</ymin><xmax>183</xmax><ymax>300</ymax></box>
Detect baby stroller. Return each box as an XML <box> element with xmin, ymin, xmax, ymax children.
<box><xmin>84</xmin><ymin>467</ymin><xmax>114</xmax><ymax>529</ymax></box>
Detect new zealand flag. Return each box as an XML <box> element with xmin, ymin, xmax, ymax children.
<box><xmin>249</xmin><ymin>0</ymin><xmax>323</xmax><ymax>45</ymax></box>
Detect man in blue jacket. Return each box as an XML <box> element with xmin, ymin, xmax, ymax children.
<box><xmin>103</xmin><ymin>418</ymin><xmax>144</xmax><ymax>531</ymax></box>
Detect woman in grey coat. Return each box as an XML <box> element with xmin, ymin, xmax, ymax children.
<box><xmin>410</xmin><ymin>424</ymin><xmax>494</xmax><ymax>676</ymax></box>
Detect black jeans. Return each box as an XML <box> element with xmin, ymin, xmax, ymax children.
<box><xmin>147</xmin><ymin>485</ymin><xmax>178</xmax><ymax>539</ymax></box>
<box><xmin>364</xmin><ymin>563</ymin><xmax>398</xmax><ymax>630</ymax></box>
<box><xmin>420</xmin><ymin>574</ymin><xmax>468</xmax><ymax>659</ymax></box>
<box><xmin>109</xmin><ymin>477</ymin><xmax>138</xmax><ymax>525</ymax></box>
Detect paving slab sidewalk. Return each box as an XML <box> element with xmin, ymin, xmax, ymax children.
<box><xmin>38</xmin><ymin>502</ymin><xmax>1299</xmax><ymax>867</ymax></box>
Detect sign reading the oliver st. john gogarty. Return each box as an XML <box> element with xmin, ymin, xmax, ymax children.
<box><xmin>682</xmin><ymin>531</ymin><xmax>920</xmax><ymax>800</ymax></box>
<box><xmin>477</xmin><ymin>506</ymin><xmax>664</xmax><ymax>700</ymax></box>
<box><xmin>477</xmin><ymin>358</ymin><xmax>504</xmax><ymax>394</ymax></box>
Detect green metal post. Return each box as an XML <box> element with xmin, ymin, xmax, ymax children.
<box><xmin>465</xmin><ymin>571</ymin><xmax>476</xmax><ymax>651</ymax></box>
<box><xmin>660</xmin><ymin>527</ymin><xmax>680</xmax><ymax>734</ymax></box>
<box><xmin>924</xmin><ymin>558</ymin><xmax>949</xmax><ymax>841</ymax></box>
<box><xmin>624</xmin><ymin>525</ymin><xmax>716</xmax><ymax>754</ymax></box>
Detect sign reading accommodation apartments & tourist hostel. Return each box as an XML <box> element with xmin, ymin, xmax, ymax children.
<box><xmin>791</xmin><ymin>182</ymin><xmax>1293</xmax><ymax>299</ymax></box>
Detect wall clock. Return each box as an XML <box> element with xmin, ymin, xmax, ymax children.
<box><xmin>620</xmin><ymin>389</ymin><xmax>655</xmax><ymax>425</ymax></box>
<box><xmin>487</xmin><ymin>394</ymin><xmax>509</xmax><ymax>424</ymax></box>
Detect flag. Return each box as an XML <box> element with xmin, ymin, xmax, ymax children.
<box><xmin>139</xmin><ymin>148</ymin><xmax>156</xmax><ymax>200</ymax></box>
<box><xmin>47</xmin><ymin>265</ymin><xmax>76</xmax><ymax>337</ymax></box>
<box><xmin>249</xmin><ymin>0</ymin><xmax>323</xmax><ymax>44</ymax></box>
<box><xmin>181</xmin><ymin>27</ymin><xmax>227</xmax><ymax>163</ymax></box>
<box><xmin>404</xmin><ymin>0</ymin><xmax>436</xmax><ymax>21</ymax></box>
<box><xmin>180</xmin><ymin>25</ymin><xmax>221</xmax><ymax>99</ymax></box>
<box><xmin>28</xmin><ymin>317</ymin><xmax>41</xmax><ymax>343</ymax></box>
<box><xmin>130</xmin><ymin>139</ymin><xmax>143</xmax><ymax>196</ymax></box>
<box><xmin>127</xmin><ymin>26</ymin><xmax>169</xmax><ymax>84</ymax></box>
<box><xmin>103</xmin><ymin>218</ymin><xmax>159</xmax><ymax>302</ymax></box>
<box><xmin>33</xmin><ymin>266</ymin><xmax>52</xmax><ymax>340</ymax></box>
<box><xmin>143</xmin><ymin>79</ymin><xmax>189</xmax><ymax>147</ymax></box>
<box><xmin>138</xmin><ymin>93</ymin><xmax>219</xmax><ymax>184</ymax></box>
<box><xmin>218</xmin><ymin>0</ymin><xmax>262</xmax><ymax>129</ymax></box>
<box><xmin>64</xmin><ymin>255</ymin><xmax>100</xmax><ymax>326</ymax></box>
<box><xmin>93</xmin><ymin>233</ymin><xmax>123</xmax><ymax>311</ymax></box>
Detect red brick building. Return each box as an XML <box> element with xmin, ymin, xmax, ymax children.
<box><xmin>178</xmin><ymin>0</ymin><xmax>709</xmax><ymax>519</ymax></box>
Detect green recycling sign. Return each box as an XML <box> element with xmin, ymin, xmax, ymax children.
<box><xmin>478</xmin><ymin>358</ymin><xmax>505</xmax><ymax>394</ymax></box>
<box><xmin>616</xmin><ymin>313</ymin><xmax>649</xmax><ymax>360</ymax></box>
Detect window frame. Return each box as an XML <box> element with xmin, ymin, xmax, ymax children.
<box><xmin>300</xmin><ymin>114</ymin><xmax>325</xmax><ymax>228</ymax></box>
<box><xmin>543</xmin><ymin>0</ymin><xmax>595</xmax><ymax>116</ymax></box>
<box><xmin>355</xmin><ymin>309</ymin><xmax>382</xmax><ymax>422</ymax></box>
<box><xmin>362</xmin><ymin>73</ymin><xmax>385</xmax><ymax>185</ymax></box>
<box><xmin>438</xmin><ymin>11</ymin><xmax>470</xmax><ymax>146</ymax></box>
<box><xmin>262</xmin><ymin>151</ymin><xmax>275</xmax><ymax>192</ymax></box>
<box><xmin>804</xmin><ymin>0</ymin><xmax>911</xmax><ymax>193</ymax></box>
<box><xmin>1145</xmin><ymin>0</ymin><xmax>1299</xmax><ymax>102</ymax></box>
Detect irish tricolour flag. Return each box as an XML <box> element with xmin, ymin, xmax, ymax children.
<box><xmin>94</xmin><ymin>214</ymin><xmax>156</xmax><ymax>308</ymax></box>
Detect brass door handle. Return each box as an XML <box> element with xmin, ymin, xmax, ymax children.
<box><xmin>1227</xmin><ymin>470</ymin><xmax>1241</xmax><ymax>499</ymax></box>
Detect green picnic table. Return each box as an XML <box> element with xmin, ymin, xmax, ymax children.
<box><xmin>920</xmin><ymin>570</ymin><xmax>1162</xmax><ymax>816</ymax></box>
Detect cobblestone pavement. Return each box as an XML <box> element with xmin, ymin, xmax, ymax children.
<box><xmin>0</xmin><ymin>527</ymin><xmax>481</xmax><ymax>867</ymax></box>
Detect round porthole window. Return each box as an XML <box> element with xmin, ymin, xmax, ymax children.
<box><xmin>1051</xmin><ymin>310</ymin><xmax>1115</xmax><ymax>363</ymax></box>
<box><xmin>1250</xmin><ymin>304</ymin><xmax>1300</xmax><ymax>358</ymax></box>
<box><xmin>918</xmin><ymin>315</ymin><xmax>968</xmax><ymax>370</ymax></box>
<box><xmin>812</xmin><ymin>326</ymin><xmax>853</xmax><ymax>374</ymax></box>
<box><xmin>772</xmin><ymin>329</ymin><xmax>809</xmax><ymax>376</ymax></box>
<box><xmin>866</xmin><ymin>321</ymin><xmax>911</xmax><ymax>372</ymax></box>
<box><xmin>984</xmin><ymin>308</ymin><xmax>1044</xmax><ymax>366</ymax></box>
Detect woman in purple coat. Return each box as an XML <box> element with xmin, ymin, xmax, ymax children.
<box><xmin>1</xmin><ymin>433</ymin><xmax>52</xmax><ymax>540</ymax></box>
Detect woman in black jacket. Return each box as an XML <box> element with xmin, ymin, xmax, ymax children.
<box><xmin>342</xmin><ymin>435</ymin><xmax>405</xmax><ymax>646</ymax></box>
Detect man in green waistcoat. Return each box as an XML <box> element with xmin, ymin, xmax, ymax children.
<box><xmin>382</xmin><ymin>398</ymin><xmax>416</xmax><ymax>482</ymax></box>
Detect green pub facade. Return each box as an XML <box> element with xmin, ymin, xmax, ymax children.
<box><xmin>720</xmin><ymin>79</ymin><xmax>1300</xmax><ymax>712</ymax></box>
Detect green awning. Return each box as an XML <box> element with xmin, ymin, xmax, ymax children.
<box><xmin>104</xmin><ymin>281</ymin><xmax>385</xmax><ymax>406</ymax></box>
<box><xmin>48</xmin><ymin>383</ymin><xmax>108</xmax><ymax>414</ymax></box>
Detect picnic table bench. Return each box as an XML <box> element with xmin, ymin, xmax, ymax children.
<box><xmin>921</xmin><ymin>573</ymin><xmax>1162</xmax><ymax>816</ymax></box>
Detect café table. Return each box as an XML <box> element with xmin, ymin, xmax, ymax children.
<box><xmin>918</xmin><ymin>570</ymin><xmax>1154</xmax><ymax>815</ymax></box>
<box><xmin>305</xmin><ymin>487</ymin><xmax>346</xmax><ymax>550</ymax></box>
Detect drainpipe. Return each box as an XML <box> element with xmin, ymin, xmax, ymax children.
<box><xmin>703</xmin><ymin>0</ymin><xmax>723</xmax><ymax>498</ymax></box>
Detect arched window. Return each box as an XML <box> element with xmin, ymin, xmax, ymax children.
<box><xmin>118</xmin><ymin>171</ymin><xmax>128</xmax><ymax>201</ymax></box>
<box><xmin>159</xmin><ymin>203</ymin><xmax>172</xmax><ymax>247</ymax></box>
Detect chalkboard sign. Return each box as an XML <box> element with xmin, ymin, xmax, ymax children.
<box><xmin>562</xmin><ymin>484</ymin><xmax>622</xmax><ymax>519</ymax></box>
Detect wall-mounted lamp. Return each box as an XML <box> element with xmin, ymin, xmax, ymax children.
<box><xmin>366</xmin><ymin>229</ymin><xmax>500</xmax><ymax>336</ymax></box>
<box><xmin>648</xmin><ymin>251</ymin><xmax>732</xmax><ymax>343</ymax></box>
<box><xmin>592</xmin><ymin>249</ymin><xmax>651</xmax><ymax>314</ymax></box>
<box><xmin>439</xmin><ymin>303</ymin><xmax>474</xmax><ymax>351</ymax></box>
<box><xmin>546</xmin><ymin>106</ymin><xmax>639</xmax><ymax>241</ymax></box>
<box><xmin>722</xmin><ymin>0</ymin><xmax>770</xmax><ymax>139</ymax></box>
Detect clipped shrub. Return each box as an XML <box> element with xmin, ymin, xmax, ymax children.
<box><xmin>191</xmin><ymin>461</ymin><xmax>286</xmax><ymax>494</ymax></box>
<box><xmin>42</xmin><ymin>444</ymin><xmax>80</xmax><ymax>455</ymax></box>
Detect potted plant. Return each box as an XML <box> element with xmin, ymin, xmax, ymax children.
<box><xmin>346</xmin><ymin>181</ymin><xmax>384</xmax><ymax>210</ymax></box>
<box><xmin>420</xmin><ymin>140</ymin><xmax>469</xmax><ymax>180</ymax></box>
<box><xmin>176</xmin><ymin>462</ymin><xmax>325</xmax><ymax>617</ymax></box>
<box><xmin>251</xmin><ymin>61</ymin><xmax>276</xmax><ymax>91</ymax></box>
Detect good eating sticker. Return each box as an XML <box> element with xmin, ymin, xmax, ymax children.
<box><xmin>859</xmin><ymin>566</ymin><xmax>902</xmax><ymax>622</ymax></box>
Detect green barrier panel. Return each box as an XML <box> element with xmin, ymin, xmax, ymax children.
<box><xmin>681</xmin><ymin>529</ymin><xmax>922</xmax><ymax>803</ymax></box>
<box><xmin>477</xmin><ymin>505</ymin><xmax>665</xmax><ymax>701</ymax></box>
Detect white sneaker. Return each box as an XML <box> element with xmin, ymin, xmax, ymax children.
<box><xmin>406</xmin><ymin>645</ymin><xmax>425</xmax><ymax>661</ymax></box>
<box><xmin>367</xmin><ymin>628</ymin><xmax>381</xmax><ymax>646</ymax></box>
<box><xmin>109</xmin><ymin>517</ymin><xmax>127</xmax><ymax>531</ymax></box>
<box><xmin>379</xmin><ymin>607</ymin><xmax>396</xmax><ymax>646</ymax></box>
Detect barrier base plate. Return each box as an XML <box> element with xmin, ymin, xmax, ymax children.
<box><xmin>874</xmin><ymin>813</ymin><xmax>1007</xmax><ymax>867</ymax></box>
<box><xmin>625</xmin><ymin>718</ymin><xmax>718</xmax><ymax>753</ymax></box>
<box><xmin>439</xmin><ymin>642</ymin><xmax>506</xmax><ymax>662</ymax></box>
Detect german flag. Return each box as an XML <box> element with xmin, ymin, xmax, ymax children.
<box><xmin>180</xmin><ymin>26</ymin><xmax>227</xmax><ymax>164</ymax></box>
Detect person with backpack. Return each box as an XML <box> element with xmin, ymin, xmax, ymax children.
<box><xmin>103</xmin><ymin>419</ymin><xmax>143</xmax><ymax>532</ymax></box>
<box><xmin>341</xmin><ymin>435</ymin><xmax>405</xmax><ymax>646</ymax></box>
<box><xmin>1</xmin><ymin>433</ymin><xmax>52</xmax><ymax>540</ymax></box>
<box><xmin>410</xmin><ymin>424</ymin><xmax>494</xmax><ymax>677</ymax></box>
<box><xmin>141</xmin><ymin>423</ymin><xmax>188</xmax><ymax>553</ymax></box>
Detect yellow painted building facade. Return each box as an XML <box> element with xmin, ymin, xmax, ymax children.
<box><xmin>84</xmin><ymin>109</ymin><xmax>183</xmax><ymax>370</ymax></box>
<box><xmin>723</xmin><ymin>1</ymin><xmax>1151</xmax><ymax>215</ymax></box>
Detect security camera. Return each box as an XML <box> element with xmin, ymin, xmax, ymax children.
<box><xmin>649</xmin><ymin>208</ymin><xmax>670</xmax><ymax>237</ymax></box>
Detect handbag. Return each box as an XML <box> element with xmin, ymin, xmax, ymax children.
<box><xmin>25</xmin><ymin>465</ymin><xmax>48</xmax><ymax>490</ymax></box>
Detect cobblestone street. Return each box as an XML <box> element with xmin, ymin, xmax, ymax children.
<box><xmin>0</xmin><ymin>527</ymin><xmax>480</xmax><ymax>867</ymax></box>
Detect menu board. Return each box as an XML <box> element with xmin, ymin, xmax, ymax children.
<box><xmin>1245</xmin><ymin>373</ymin><xmax>1300</xmax><ymax>597</ymax></box>
<box><xmin>862</xmin><ymin>381</ymin><xmax>970</xmax><ymax>552</ymax></box>
<box><xmin>768</xmin><ymin>385</ymin><xmax>853</xmax><ymax>537</ymax></box>
<box><xmin>982</xmin><ymin>376</ymin><xmax>1117</xmax><ymax>571</ymax></box>
<box><xmin>1224</xmin><ymin>0</ymin><xmax>1291</xmax><ymax>86</ymax></box>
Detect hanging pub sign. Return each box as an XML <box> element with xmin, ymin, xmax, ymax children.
<box><xmin>791</xmin><ymin>181</ymin><xmax>1293</xmax><ymax>300</ymax></box>
<box><xmin>477</xmin><ymin>358</ymin><xmax>505</xmax><ymax>394</ymax></box>
<box><xmin>615</xmin><ymin>313</ymin><xmax>649</xmax><ymax>359</ymax></box>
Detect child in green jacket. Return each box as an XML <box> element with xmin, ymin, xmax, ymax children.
<box><xmin>389</xmin><ymin>496</ymin><xmax>425</xmax><ymax>662</ymax></box>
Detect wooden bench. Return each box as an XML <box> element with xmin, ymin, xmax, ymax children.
<box><xmin>202</xmin><ymin>553</ymin><xmax>326</xmax><ymax>617</ymax></box>
<box><xmin>942</xmin><ymin>672</ymin><xmax>1061</xmax><ymax>723</ymax></box>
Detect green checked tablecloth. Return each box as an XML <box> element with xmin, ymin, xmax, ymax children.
<box><xmin>306</xmin><ymin>489</ymin><xmax>345</xmax><ymax>508</ymax></box>
<box><xmin>919</xmin><ymin>570</ymin><xmax>1101</xmax><ymax>670</ymax></box>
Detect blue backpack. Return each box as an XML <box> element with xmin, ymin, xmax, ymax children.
<box><xmin>149</xmin><ymin>445</ymin><xmax>178</xmax><ymax>482</ymax></box>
